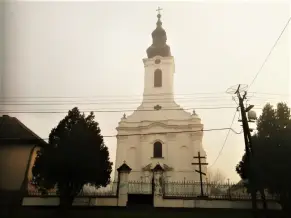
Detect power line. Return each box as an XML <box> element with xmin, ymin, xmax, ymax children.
<box><xmin>208</xmin><ymin>110</ymin><xmax>239</xmax><ymax>168</ymax></box>
<box><xmin>0</xmin><ymin>127</ymin><xmax>242</xmax><ymax>140</ymax></box>
<box><xmin>0</xmin><ymin>93</ymin><xmax>287</xmax><ymax>108</ymax></box>
<box><xmin>0</xmin><ymin>99</ymin><xmax>241</xmax><ymax>106</ymax></box>
<box><xmin>0</xmin><ymin>92</ymin><xmax>228</xmax><ymax>100</ymax></box>
<box><xmin>0</xmin><ymin>95</ymin><xmax>287</xmax><ymax>105</ymax></box>
<box><xmin>248</xmin><ymin>16</ymin><xmax>291</xmax><ymax>91</ymax></box>
<box><xmin>0</xmin><ymin>91</ymin><xmax>289</xmax><ymax>101</ymax></box>
<box><xmin>0</xmin><ymin>106</ymin><xmax>264</xmax><ymax>114</ymax></box>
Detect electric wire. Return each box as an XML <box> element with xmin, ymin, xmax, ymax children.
<box><xmin>208</xmin><ymin>110</ymin><xmax>239</xmax><ymax>168</ymax></box>
<box><xmin>248</xmin><ymin>16</ymin><xmax>291</xmax><ymax>91</ymax></box>
<box><xmin>0</xmin><ymin>106</ymin><xmax>264</xmax><ymax>114</ymax></box>
<box><xmin>0</xmin><ymin>91</ymin><xmax>289</xmax><ymax>101</ymax></box>
<box><xmin>0</xmin><ymin>127</ymin><xmax>242</xmax><ymax>140</ymax></box>
<box><xmin>0</xmin><ymin>95</ymin><xmax>287</xmax><ymax>105</ymax></box>
<box><xmin>0</xmin><ymin>92</ymin><xmax>229</xmax><ymax>100</ymax></box>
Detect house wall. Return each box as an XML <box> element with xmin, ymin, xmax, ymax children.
<box><xmin>0</xmin><ymin>145</ymin><xmax>39</xmax><ymax>191</ymax></box>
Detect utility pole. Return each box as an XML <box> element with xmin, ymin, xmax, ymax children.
<box><xmin>234</xmin><ymin>84</ymin><xmax>258</xmax><ymax>216</ymax></box>
<box><xmin>192</xmin><ymin>151</ymin><xmax>208</xmax><ymax>197</ymax></box>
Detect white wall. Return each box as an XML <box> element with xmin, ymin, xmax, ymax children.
<box><xmin>115</xmin><ymin>121</ymin><xmax>206</xmax><ymax>182</ymax></box>
<box><xmin>155</xmin><ymin>198</ymin><xmax>281</xmax><ymax>210</ymax></box>
<box><xmin>22</xmin><ymin>197</ymin><xmax>118</xmax><ymax>206</ymax></box>
<box><xmin>143</xmin><ymin>56</ymin><xmax>175</xmax><ymax>98</ymax></box>
<box><xmin>114</xmin><ymin>54</ymin><xmax>207</xmax><ymax>182</ymax></box>
<box><xmin>22</xmin><ymin>196</ymin><xmax>282</xmax><ymax>210</ymax></box>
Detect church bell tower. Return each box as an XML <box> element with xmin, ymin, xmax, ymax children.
<box><xmin>141</xmin><ymin>12</ymin><xmax>176</xmax><ymax>109</ymax></box>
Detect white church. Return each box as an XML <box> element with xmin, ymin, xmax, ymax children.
<box><xmin>114</xmin><ymin>12</ymin><xmax>207</xmax><ymax>182</ymax></box>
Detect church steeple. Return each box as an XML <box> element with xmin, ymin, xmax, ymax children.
<box><xmin>146</xmin><ymin>8</ymin><xmax>171</xmax><ymax>59</ymax></box>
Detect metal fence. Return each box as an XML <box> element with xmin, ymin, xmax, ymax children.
<box><xmin>163</xmin><ymin>181</ymin><xmax>278</xmax><ymax>200</ymax></box>
<box><xmin>79</xmin><ymin>182</ymin><xmax>118</xmax><ymax>197</ymax></box>
<box><xmin>27</xmin><ymin>182</ymin><xmax>118</xmax><ymax>197</ymax></box>
<box><xmin>128</xmin><ymin>180</ymin><xmax>152</xmax><ymax>195</ymax></box>
<box><xmin>27</xmin><ymin>180</ymin><xmax>278</xmax><ymax>201</ymax></box>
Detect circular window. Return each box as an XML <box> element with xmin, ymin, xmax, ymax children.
<box><xmin>155</xmin><ymin>59</ymin><xmax>161</xmax><ymax>64</ymax></box>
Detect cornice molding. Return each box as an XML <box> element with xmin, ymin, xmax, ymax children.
<box><xmin>117</xmin><ymin>121</ymin><xmax>202</xmax><ymax>131</ymax></box>
<box><xmin>143</xmin><ymin>55</ymin><xmax>174</xmax><ymax>67</ymax></box>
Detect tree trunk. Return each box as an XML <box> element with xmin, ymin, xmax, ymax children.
<box><xmin>251</xmin><ymin>190</ymin><xmax>258</xmax><ymax>218</ymax></box>
<box><xmin>259</xmin><ymin>189</ymin><xmax>268</xmax><ymax>218</ymax></box>
<box><xmin>259</xmin><ymin>189</ymin><xmax>267</xmax><ymax>208</ymax></box>
<box><xmin>58</xmin><ymin>190</ymin><xmax>75</xmax><ymax>216</ymax></box>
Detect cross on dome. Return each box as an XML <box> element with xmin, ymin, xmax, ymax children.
<box><xmin>156</xmin><ymin>7</ymin><xmax>163</xmax><ymax>16</ymax></box>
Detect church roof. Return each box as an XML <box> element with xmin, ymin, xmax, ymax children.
<box><xmin>117</xmin><ymin>162</ymin><xmax>132</xmax><ymax>173</ymax></box>
<box><xmin>152</xmin><ymin>163</ymin><xmax>164</xmax><ymax>172</ymax></box>
<box><xmin>146</xmin><ymin>12</ymin><xmax>171</xmax><ymax>58</ymax></box>
<box><xmin>0</xmin><ymin>115</ymin><xmax>47</xmax><ymax>146</ymax></box>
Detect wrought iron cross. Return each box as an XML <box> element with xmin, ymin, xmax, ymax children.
<box><xmin>156</xmin><ymin>7</ymin><xmax>163</xmax><ymax>15</ymax></box>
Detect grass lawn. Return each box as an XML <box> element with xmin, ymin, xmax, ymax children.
<box><xmin>1</xmin><ymin>206</ymin><xmax>285</xmax><ymax>218</ymax></box>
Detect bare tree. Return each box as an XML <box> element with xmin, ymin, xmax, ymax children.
<box><xmin>206</xmin><ymin>169</ymin><xmax>227</xmax><ymax>196</ymax></box>
<box><xmin>207</xmin><ymin>168</ymin><xmax>226</xmax><ymax>183</ymax></box>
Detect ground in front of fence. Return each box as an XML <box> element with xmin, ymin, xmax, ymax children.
<box><xmin>1</xmin><ymin>206</ymin><xmax>285</xmax><ymax>218</ymax></box>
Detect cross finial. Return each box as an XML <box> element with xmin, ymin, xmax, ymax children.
<box><xmin>156</xmin><ymin>7</ymin><xmax>163</xmax><ymax>15</ymax></box>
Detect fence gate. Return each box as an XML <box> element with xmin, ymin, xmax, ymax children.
<box><xmin>127</xmin><ymin>179</ymin><xmax>154</xmax><ymax>207</ymax></box>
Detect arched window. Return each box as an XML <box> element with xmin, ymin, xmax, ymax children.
<box><xmin>154</xmin><ymin>69</ymin><xmax>162</xmax><ymax>87</ymax></box>
<box><xmin>153</xmin><ymin>141</ymin><xmax>162</xmax><ymax>158</ymax></box>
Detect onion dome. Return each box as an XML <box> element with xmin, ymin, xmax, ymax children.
<box><xmin>146</xmin><ymin>13</ymin><xmax>171</xmax><ymax>58</ymax></box>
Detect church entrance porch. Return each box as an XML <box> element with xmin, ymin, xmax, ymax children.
<box><xmin>127</xmin><ymin>180</ymin><xmax>154</xmax><ymax>207</ymax></box>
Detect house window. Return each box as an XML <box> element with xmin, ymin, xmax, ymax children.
<box><xmin>154</xmin><ymin>69</ymin><xmax>162</xmax><ymax>87</ymax></box>
<box><xmin>153</xmin><ymin>141</ymin><xmax>162</xmax><ymax>158</ymax></box>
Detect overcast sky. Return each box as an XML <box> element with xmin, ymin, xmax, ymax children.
<box><xmin>1</xmin><ymin>0</ymin><xmax>290</xmax><ymax>182</ymax></box>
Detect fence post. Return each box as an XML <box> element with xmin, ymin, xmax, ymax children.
<box><xmin>227</xmin><ymin>178</ymin><xmax>231</xmax><ymax>200</ymax></box>
<box><xmin>117</xmin><ymin>161</ymin><xmax>132</xmax><ymax>207</ymax></box>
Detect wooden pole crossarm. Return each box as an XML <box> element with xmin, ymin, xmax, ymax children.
<box><xmin>192</xmin><ymin>163</ymin><xmax>208</xmax><ymax>165</ymax></box>
<box><xmin>195</xmin><ymin>170</ymin><xmax>206</xmax><ymax>176</ymax></box>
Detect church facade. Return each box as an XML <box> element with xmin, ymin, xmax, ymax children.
<box><xmin>114</xmin><ymin>13</ymin><xmax>207</xmax><ymax>182</ymax></box>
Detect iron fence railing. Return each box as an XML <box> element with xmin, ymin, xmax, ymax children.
<box><xmin>163</xmin><ymin>181</ymin><xmax>278</xmax><ymax>200</ymax></box>
<box><xmin>128</xmin><ymin>180</ymin><xmax>152</xmax><ymax>194</ymax></box>
<box><xmin>26</xmin><ymin>180</ymin><xmax>279</xmax><ymax>201</ymax></box>
<box><xmin>27</xmin><ymin>182</ymin><xmax>118</xmax><ymax>197</ymax></box>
